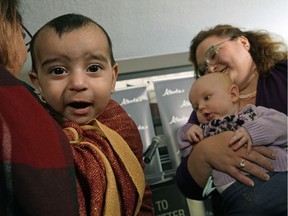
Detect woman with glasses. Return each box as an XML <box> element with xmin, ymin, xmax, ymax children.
<box><xmin>0</xmin><ymin>0</ymin><xmax>78</xmax><ymax>215</ymax></box>
<box><xmin>176</xmin><ymin>24</ymin><xmax>287</xmax><ymax>215</ymax></box>
<box><xmin>21</xmin><ymin>23</ymin><xmax>33</xmax><ymax>52</ymax></box>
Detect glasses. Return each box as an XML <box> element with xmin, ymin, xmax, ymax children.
<box><xmin>20</xmin><ymin>23</ymin><xmax>32</xmax><ymax>52</ymax></box>
<box><xmin>197</xmin><ymin>38</ymin><xmax>232</xmax><ymax>77</ymax></box>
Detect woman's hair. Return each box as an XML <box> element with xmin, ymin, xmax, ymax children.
<box><xmin>190</xmin><ymin>24</ymin><xmax>287</xmax><ymax>78</ymax></box>
<box><xmin>0</xmin><ymin>0</ymin><xmax>22</xmax><ymax>70</ymax></box>
<box><xmin>30</xmin><ymin>13</ymin><xmax>116</xmax><ymax>72</ymax></box>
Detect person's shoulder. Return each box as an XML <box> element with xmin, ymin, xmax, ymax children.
<box><xmin>271</xmin><ymin>60</ymin><xmax>287</xmax><ymax>75</ymax></box>
<box><xmin>0</xmin><ymin>65</ymin><xmax>22</xmax><ymax>86</ymax></box>
<box><xmin>97</xmin><ymin>99</ymin><xmax>140</xmax><ymax>140</ymax></box>
<box><xmin>256</xmin><ymin>105</ymin><xmax>287</xmax><ymax>115</ymax></box>
<box><xmin>98</xmin><ymin>99</ymin><xmax>130</xmax><ymax>122</ymax></box>
<box><xmin>259</xmin><ymin>60</ymin><xmax>287</xmax><ymax>82</ymax></box>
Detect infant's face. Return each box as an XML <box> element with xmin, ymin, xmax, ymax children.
<box><xmin>32</xmin><ymin>25</ymin><xmax>118</xmax><ymax>125</ymax></box>
<box><xmin>190</xmin><ymin>73</ymin><xmax>238</xmax><ymax>123</ymax></box>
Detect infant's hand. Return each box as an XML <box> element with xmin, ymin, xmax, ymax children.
<box><xmin>229</xmin><ymin>127</ymin><xmax>252</xmax><ymax>153</ymax></box>
<box><xmin>186</xmin><ymin>125</ymin><xmax>204</xmax><ymax>143</ymax></box>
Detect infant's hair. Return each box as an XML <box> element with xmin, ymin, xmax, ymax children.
<box><xmin>30</xmin><ymin>13</ymin><xmax>116</xmax><ymax>71</ymax></box>
<box><xmin>193</xmin><ymin>72</ymin><xmax>233</xmax><ymax>88</ymax></box>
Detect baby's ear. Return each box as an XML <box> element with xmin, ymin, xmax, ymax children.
<box><xmin>230</xmin><ymin>84</ymin><xmax>239</xmax><ymax>102</ymax></box>
<box><xmin>29</xmin><ymin>71</ymin><xmax>42</xmax><ymax>94</ymax></box>
<box><xmin>111</xmin><ymin>64</ymin><xmax>119</xmax><ymax>93</ymax></box>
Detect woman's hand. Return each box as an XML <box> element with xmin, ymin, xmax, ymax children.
<box><xmin>187</xmin><ymin>131</ymin><xmax>276</xmax><ymax>188</ymax></box>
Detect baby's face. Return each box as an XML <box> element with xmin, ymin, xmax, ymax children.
<box><xmin>190</xmin><ymin>73</ymin><xmax>238</xmax><ymax>123</ymax></box>
<box><xmin>32</xmin><ymin>25</ymin><xmax>118</xmax><ymax>125</ymax></box>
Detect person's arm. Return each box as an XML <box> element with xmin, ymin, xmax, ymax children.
<box><xmin>188</xmin><ymin>131</ymin><xmax>276</xmax><ymax>187</ymax></box>
<box><xmin>230</xmin><ymin>106</ymin><xmax>287</xmax><ymax>152</ymax></box>
<box><xmin>176</xmin><ymin>156</ymin><xmax>206</xmax><ymax>200</ymax></box>
<box><xmin>178</xmin><ymin>122</ymin><xmax>194</xmax><ymax>142</ymax></box>
<box><xmin>176</xmin><ymin>131</ymin><xmax>276</xmax><ymax>199</ymax></box>
<box><xmin>243</xmin><ymin>106</ymin><xmax>287</xmax><ymax>147</ymax></box>
<box><xmin>177</xmin><ymin>122</ymin><xmax>194</xmax><ymax>157</ymax></box>
<box><xmin>178</xmin><ymin>110</ymin><xmax>199</xmax><ymax>143</ymax></box>
<box><xmin>186</xmin><ymin>124</ymin><xmax>204</xmax><ymax>143</ymax></box>
<box><xmin>0</xmin><ymin>70</ymin><xmax>79</xmax><ymax>215</ymax></box>
<box><xmin>177</xmin><ymin>111</ymin><xmax>200</xmax><ymax>157</ymax></box>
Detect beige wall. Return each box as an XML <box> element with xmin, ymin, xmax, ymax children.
<box><xmin>21</xmin><ymin>0</ymin><xmax>287</xmax><ymax>77</ymax></box>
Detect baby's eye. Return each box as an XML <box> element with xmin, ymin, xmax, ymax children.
<box><xmin>50</xmin><ymin>67</ymin><xmax>65</xmax><ymax>75</ymax></box>
<box><xmin>204</xmin><ymin>95</ymin><xmax>211</xmax><ymax>101</ymax></box>
<box><xmin>88</xmin><ymin>65</ymin><xmax>102</xmax><ymax>73</ymax></box>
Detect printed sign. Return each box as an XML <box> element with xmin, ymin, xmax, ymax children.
<box><xmin>153</xmin><ymin>75</ymin><xmax>195</xmax><ymax>170</ymax></box>
<box><xmin>151</xmin><ymin>178</ymin><xmax>190</xmax><ymax>216</ymax></box>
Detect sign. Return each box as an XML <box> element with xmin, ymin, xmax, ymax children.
<box><xmin>153</xmin><ymin>75</ymin><xmax>195</xmax><ymax>170</ymax></box>
<box><xmin>151</xmin><ymin>178</ymin><xmax>190</xmax><ymax>216</ymax></box>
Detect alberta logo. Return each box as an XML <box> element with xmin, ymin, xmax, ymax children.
<box><xmin>169</xmin><ymin>115</ymin><xmax>189</xmax><ymax>124</ymax></box>
<box><xmin>162</xmin><ymin>88</ymin><xmax>185</xmax><ymax>96</ymax></box>
<box><xmin>120</xmin><ymin>96</ymin><xmax>147</xmax><ymax>105</ymax></box>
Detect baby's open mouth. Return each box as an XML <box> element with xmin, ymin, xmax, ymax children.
<box><xmin>68</xmin><ymin>102</ymin><xmax>91</xmax><ymax>109</ymax></box>
<box><xmin>204</xmin><ymin>113</ymin><xmax>213</xmax><ymax>121</ymax></box>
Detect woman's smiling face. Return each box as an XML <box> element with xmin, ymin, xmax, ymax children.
<box><xmin>196</xmin><ymin>35</ymin><xmax>256</xmax><ymax>92</ymax></box>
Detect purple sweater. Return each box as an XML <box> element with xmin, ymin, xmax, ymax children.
<box><xmin>209</xmin><ymin>104</ymin><xmax>287</xmax><ymax>187</ymax></box>
<box><xmin>176</xmin><ymin>60</ymin><xmax>287</xmax><ymax>200</ymax></box>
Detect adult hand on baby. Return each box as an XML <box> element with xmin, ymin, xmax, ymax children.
<box><xmin>188</xmin><ymin>131</ymin><xmax>275</xmax><ymax>188</ymax></box>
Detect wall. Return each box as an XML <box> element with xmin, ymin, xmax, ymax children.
<box><xmin>20</xmin><ymin>0</ymin><xmax>287</xmax><ymax>78</ymax></box>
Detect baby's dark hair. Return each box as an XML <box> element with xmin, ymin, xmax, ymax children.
<box><xmin>30</xmin><ymin>13</ymin><xmax>116</xmax><ymax>71</ymax></box>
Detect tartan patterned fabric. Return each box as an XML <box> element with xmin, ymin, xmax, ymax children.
<box><xmin>98</xmin><ymin>99</ymin><xmax>154</xmax><ymax>216</ymax></box>
<box><xmin>63</xmin><ymin>119</ymin><xmax>145</xmax><ymax>216</ymax></box>
<box><xmin>63</xmin><ymin>99</ymin><xmax>154</xmax><ymax>215</ymax></box>
<box><xmin>0</xmin><ymin>66</ymin><xmax>79</xmax><ymax>215</ymax></box>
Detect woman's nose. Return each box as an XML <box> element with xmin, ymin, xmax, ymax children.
<box><xmin>207</xmin><ymin>64</ymin><xmax>217</xmax><ymax>73</ymax></box>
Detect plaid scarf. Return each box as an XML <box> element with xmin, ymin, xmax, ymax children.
<box><xmin>0</xmin><ymin>66</ymin><xmax>79</xmax><ymax>215</ymax></box>
<box><xmin>97</xmin><ymin>99</ymin><xmax>154</xmax><ymax>216</ymax></box>
<box><xmin>63</xmin><ymin>119</ymin><xmax>145</xmax><ymax>216</ymax></box>
<box><xmin>22</xmin><ymin>80</ymin><xmax>155</xmax><ymax>215</ymax></box>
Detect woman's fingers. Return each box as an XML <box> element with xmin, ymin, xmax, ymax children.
<box><xmin>221</xmin><ymin>145</ymin><xmax>274</xmax><ymax>186</ymax></box>
<box><xmin>246</xmin><ymin>146</ymin><xmax>275</xmax><ymax>171</ymax></box>
<box><xmin>239</xmin><ymin>159</ymin><xmax>270</xmax><ymax>181</ymax></box>
<box><xmin>253</xmin><ymin>146</ymin><xmax>277</xmax><ymax>160</ymax></box>
<box><xmin>187</xmin><ymin>132</ymin><xmax>276</xmax><ymax>188</ymax></box>
<box><xmin>226</xmin><ymin>166</ymin><xmax>255</xmax><ymax>186</ymax></box>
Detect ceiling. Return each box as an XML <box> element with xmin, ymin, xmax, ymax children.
<box><xmin>20</xmin><ymin>0</ymin><xmax>288</xmax><ymax>80</ymax></box>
